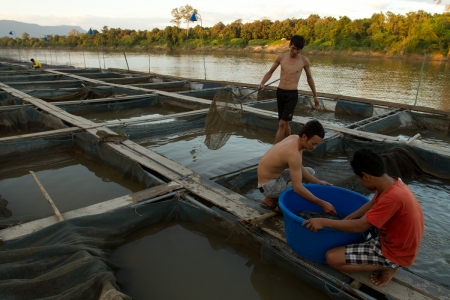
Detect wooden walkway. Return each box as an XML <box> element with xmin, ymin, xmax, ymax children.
<box><xmin>0</xmin><ymin>64</ymin><xmax>449</xmax><ymax>299</ymax></box>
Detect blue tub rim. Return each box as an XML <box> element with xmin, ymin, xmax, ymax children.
<box><xmin>278</xmin><ymin>184</ymin><xmax>367</xmax><ymax>233</ymax></box>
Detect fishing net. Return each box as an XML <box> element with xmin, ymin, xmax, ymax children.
<box><xmin>204</xmin><ymin>89</ymin><xmax>243</xmax><ymax>150</ymax></box>
<box><xmin>0</xmin><ymin>107</ymin><xmax>67</xmax><ymax>137</ymax></box>
<box><xmin>38</xmin><ymin>87</ymin><xmax>115</xmax><ymax>102</ymax></box>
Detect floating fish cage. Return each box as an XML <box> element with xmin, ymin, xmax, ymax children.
<box><xmin>0</xmin><ymin>58</ymin><xmax>449</xmax><ymax>300</ymax></box>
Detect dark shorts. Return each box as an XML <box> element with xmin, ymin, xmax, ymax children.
<box><xmin>277</xmin><ymin>88</ymin><xmax>298</xmax><ymax>121</ymax></box>
<box><xmin>345</xmin><ymin>237</ymin><xmax>401</xmax><ymax>269</ymax></box>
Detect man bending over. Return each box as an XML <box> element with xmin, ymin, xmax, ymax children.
<box><xmin>257</xmin><ymin>120</ymin><xmax>336</xmax><ymax>215</ymax></box>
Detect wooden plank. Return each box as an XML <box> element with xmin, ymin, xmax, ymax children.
<box><xmin>0</xmin><ymin>104</ymin><xmax>32</xmax><ymax>111</ymax></box>
<box><xmin>51</xmin><ymin>94</ymin><xmax>153</xmax><ymax>106</ymax></box>
<box><xmin>0</xmin><ymin>83</ymin><xmax>99</xmax><ymax>128</ymax></box>
<box><xmin>96</xmin><ymin>109</ymin><xmax>208</xmax><ymax>127</ymax></box>
<box><xmin>343</xmin><ymin>271</ymin><xmax>439</xmax><ymax>300</ymax></box>
<box><xmin>110</xmin><ymin>67</ymin><xmax>450</xmax><ymax>117</ymax></box>
<box><xmin>395</xmin><ymin>269</ymin><xmax>450</xmax><ymax>300</ymax></box>
<box><xmin>0</xmin><ymin>127</ymin><xmax>82</xmax><ymax>142</ymax></box>
<box><xmin>0</xmin><ymin>181</ymin><xmax>182</xmax><ymax>241</ymax></box>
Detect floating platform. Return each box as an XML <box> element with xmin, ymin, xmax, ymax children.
<box><xmin>0</xmin><ymin>59</ymin><xmax>449</xmax><ymax>300</ymax></box>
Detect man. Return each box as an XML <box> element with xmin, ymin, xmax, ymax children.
<box><xmin>303</xmin><ymin>149</ymin><xmax>424</xmax><ymax>287</ymax></box>
<box><xmin>257</xmin><ymin>120</ymin><xmax>336</xmax><ymax>215</ymax></box>
<box><xmin>30</xmin><ymin>58</ymin><xmax>41</xmax><ymax>69</ymax></box>
<box><xmin>258</xmin><ymin>35</ymin><xmax>320</xmax><ymax>144</ymax></box>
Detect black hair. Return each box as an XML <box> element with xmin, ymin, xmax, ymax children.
<box><xmin>30</xmin><ymin>58</ymin><xmax>34</xmax><ymax>61</ymax></box>
<box><xmin>289</xmin><ymin>35</ymin><xmax>306</xmax><ymax>49</ymax></box>
<box><xmin>350</xmin><ymin>149</ymin><xmax>386</xmax><ymax>177</ymax></box>
<box><xmin>298</xmin><ymin>120</ymin><xmax>325</xmax><ymax>139</ymax></box>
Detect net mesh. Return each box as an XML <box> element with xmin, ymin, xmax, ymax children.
<box><xmin>204</xmin><ymin>89</ymin><xmax>243</xmax><ymax>150</ymax></box>
<box><xmin>0</xmin><ymin>107</ymin><xmax>67</xmax><ymax>136</ymax></box>
<box><xmin>38</xmin><ymin>87</ymin><xmax>115</xmax><ymax>102</ymax></box>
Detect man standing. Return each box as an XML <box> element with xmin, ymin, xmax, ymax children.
<box><xmin>303</xmin><ymin>149</ymin><xmax>424</xmax><ymax>287</ymax></box>
<box><xmin>258</xmin><ymin>35</ymin><xmax>320</xmax><ymax>144</ymax></box>
<box><xmin>257</xmin><ymin>120</ymin><xmax>336</xmax><ymax>215</ymax></box>
<box><xmin>30</xmin><ymin>58</ymin><xmax>41</xmax><ymax>69</ymax></box>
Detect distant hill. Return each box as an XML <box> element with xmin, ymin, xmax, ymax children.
<box><xmin>0</xmin><ymin>20</ymin><xmax>86</xmax><ymax>38</ymax></box>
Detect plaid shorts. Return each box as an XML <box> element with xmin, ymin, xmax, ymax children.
<box><xmin>345</xmin><ymin>237</ymin><xmax>401</xmax><ymax>269</ymax></box>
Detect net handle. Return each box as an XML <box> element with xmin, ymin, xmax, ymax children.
<box><xmin>239</xmin><ymin>78</ymin><xmax>280</xmax><ymax>101</ymax></box>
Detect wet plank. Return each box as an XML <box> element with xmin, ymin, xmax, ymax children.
<box><xmin>0</xmin><ymin>181</ymin><xmax>182</xmax><ymax>241</ymax></box>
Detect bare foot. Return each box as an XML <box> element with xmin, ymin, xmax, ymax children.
<box><xmin>370</xmin><ymin>268</ymin><xmax>399</xmax><ymax>287</ymax></box>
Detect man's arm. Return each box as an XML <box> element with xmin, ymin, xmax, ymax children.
<box><xmin>344</xmin><ymin>200</ymin><xmax>374</xmax><ymax>220</ymax></box>
<box><xmin>303</xmin><ymin>215</ymin><xmax>373</xmax><ymax>233</ymax></box>
<box><xmin>289</xmin><ymin>155</ymin><xmax>336</xmax><ymax>215</ymax></box>
<box><xmin>301</xmin><ymin>166</ymin><xmax>332</xmax><ymax>186</ymax></box>
<box><xmin>258</xmin><ymin>55</ymin><xmax>281</xmax><ymax>90</ymax></box>
<box><xmin>303</xmin><ymin>58</ymin><xmax>320</xmax><ymax>107</ymax></box>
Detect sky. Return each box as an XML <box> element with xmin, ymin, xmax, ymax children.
<box><xmin>0</xmin><ymin>0</ymin><xmax>447</xmax><ymax>32</ymax></box>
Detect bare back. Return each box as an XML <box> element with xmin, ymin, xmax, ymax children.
<box><xmin>277</xmin><ymin>52</ymin><xmax>309</xmax><ymax>90</ymax></box>
<box><xmin>258</xmin><ymin>135</ymin><xmax>302</xmax><ymax>183</ymax></box>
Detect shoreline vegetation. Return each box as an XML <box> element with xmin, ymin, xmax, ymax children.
<box><xmin>1</xmin><ymin>10</ymin><xmax>449</xmax><ymax>61</ymax></box>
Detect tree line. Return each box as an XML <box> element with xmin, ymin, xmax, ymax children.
<box><xmin>1</xmin><ymin>10</ymin><xmax>449</xmax><ymax>56</ymax></box>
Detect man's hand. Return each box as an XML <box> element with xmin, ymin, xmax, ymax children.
<box><xmin>313</xmin><ymin>96</ymin><xmax>320</xmax><ymax>107</ymax></box>
<box><xmin>316</xmin><ymin>180</ymin><xmax>332</xmax><ymax>186</ymax></box>
<box><xmin>258</xmin><ymin>83</ymin><xmax>265</xmax><ymax>90</ymax></box>
<box><xmin>302</xmin><ymin>218</ymin><xmax>326</xmax><ymax>232</ymax></box>
<box><xmin>321</xmin><ymin>201</ymin><xmax>336</xmax><ymax>215</ymax></box>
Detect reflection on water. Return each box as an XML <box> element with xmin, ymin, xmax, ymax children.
<box><xmin>140</xmin><ymin>125</ymin><xmax>274</xmax><ymax>175</ymax></box>
<box><xmin>6</xmin><ymin>48</ymin><xmax>449</xmax><ymax>110</ymax></box>
<box><xmin>0</xmin><ymin>152</ymin><xmax>142</xmax><ymax>219</ymax></box>
<box><xmin>111</xmin><ymin>222</ymin><xmax>330</xmax><ymax>300</ymax></box>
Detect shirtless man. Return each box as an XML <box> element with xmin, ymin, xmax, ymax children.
<box><xmin>258</xmin><ymin>35</ymin><xmax>320</xmax><ymax>144</ymax></box>
<box><xmin>257</xmin><ymin>120</ymin><xmax>336</xmax><ymax>215</ymax></box>
<box><xmin>303</xmin><ymin>149</ymin><xmax>424</xmax><ymax>287</ymax></box>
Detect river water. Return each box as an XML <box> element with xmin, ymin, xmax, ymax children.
<box><xmin>2</xmin><ymin>48</ymin><xmax>449</xmax><ymax>110</ymax></box>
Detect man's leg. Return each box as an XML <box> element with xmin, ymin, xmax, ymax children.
<box><xmin>326</xmin><ymin>246</ymin><xmax>399</xmax><ymax>287</ymax></box>
<box><xmin>284</xmin><ymin>121</ymin><xmax>291</xmax><ymax>138</ymax></box>
<box><xmin>261</xmin><ymin>196</ymin><xmax>281</xmax><ymax>213</ymax></box>
<box><xmin>274</xmin><ymin>119</ymin><xmax>288</xmax><ymax>144</ymax></box>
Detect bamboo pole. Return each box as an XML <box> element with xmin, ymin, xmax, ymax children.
<box><xmin>407</xmin><ymin>133</ymin><xmax>421</xmax><ymax>144</ymax></box>
<box><xmin>29</xmin><ymin>171</ymin><xmax>64</xmax><ymax>221</ymax></box>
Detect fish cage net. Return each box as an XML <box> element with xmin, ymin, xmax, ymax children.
<box><xmin>0</xmin><ymin>111</ymin><xmax>449</xmax><ymax>298</ymax></box>
<box><xmin>204</xmin><ymin>89</ymin><xmax>243</xmax><ymax>150</ymax></box>
<box><xmin>0</xmin><ymin>106</ymin><xmax>68</xmax><ymax>136</ymax></box>
<box><xmin>0</xmin><ymin>197</ymin><xmax>364</xmax><ymax>300</ymax></box>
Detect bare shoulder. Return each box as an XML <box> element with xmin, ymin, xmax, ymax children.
<box><xmin>300</xmin><ymin>54</ymin><xmax>311</xmax><ymax>66</ymax></box>
<box><xmin>277</xmin><ymin>52</ymin><xmax>288</xmax><ymax>62</ymax></box>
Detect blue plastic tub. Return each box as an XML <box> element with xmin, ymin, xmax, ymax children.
<box><xmin>278</xmin><ymin>184</ymin><xmax>370</xmax><ymax>264</ymax></box>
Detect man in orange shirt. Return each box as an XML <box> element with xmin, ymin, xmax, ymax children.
<box><xmin>303</xmin><ymin>148</ymin><xmax>424</xmax><ymax>286</ymax></box>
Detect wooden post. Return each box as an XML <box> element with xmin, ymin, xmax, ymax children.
<box><xmin>123</xmin><ymin>51</ymin><xmax>130</xmax><ymax>70</ymax></box>
<box><xmin>29</xmin><ymin>171</ymin><xmax>64</xmax><ymax>222</ymax></box>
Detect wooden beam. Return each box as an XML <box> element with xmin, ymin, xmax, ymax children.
<box><xmin>29</xmin><ymin>171</ymin><xmax>64</xmax><ymax>222</ymax></box>
<box><xmin>0</xmin><ymin>181</ymin><xmax>182</xmax><ymax>241</ymax></box>
<box><xmin>0</xmin><ymin>127</ymin><xmax>82</xmax><ymax>142</ymax></box>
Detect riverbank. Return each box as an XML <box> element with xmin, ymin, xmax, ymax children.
<box><xmin>114</xmin><ymin>41</ymin><xmax>450</xmax><ymax>61</ymax></box>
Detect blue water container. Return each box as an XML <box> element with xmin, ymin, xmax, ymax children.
<box><xmin>278</xmin><ymin>184</ymin><xmax>370</xmax><ymax>264</ymax></box>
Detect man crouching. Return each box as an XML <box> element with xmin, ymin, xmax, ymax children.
<box><xmin>257</xmin><ymin>120</ymin><xmax>336</xmax><ymax>215</ymax></box>
<box><xmin>303</xmin><ymin>148</ymin><xmax>424</xmax><ymax>286</ymax></box>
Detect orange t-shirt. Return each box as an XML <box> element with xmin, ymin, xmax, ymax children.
<box><xmin>365</xmin><ymin>178</ymin><xmax>424</xmax><ymax>266</ymax></box>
